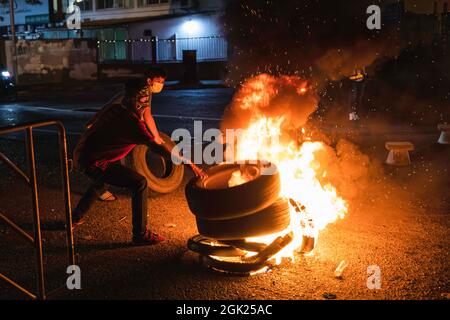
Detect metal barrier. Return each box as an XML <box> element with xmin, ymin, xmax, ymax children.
<box><xmin>98</xmin><ymin>36</ymin><xmax>228</xmax><ymax>63</ymax></box>
<box><xmin>0</xmin><ymin>120</ymin><xmax>75</xmax><ymax>300</ymax></box>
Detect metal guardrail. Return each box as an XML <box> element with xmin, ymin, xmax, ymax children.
<box><xmin>0</xmin><ymin>120</ymin><xmax>75</xmax><ymax>300</ymax></box>
<box><xmin>157</xmin><ymin>37</ymin><xmax>228</xmax><ymax>62</ymax></box>
<box><xmin>98</xmin><ymin>36</ymin><xmax>228</xmax><ymax>63</ymax></box>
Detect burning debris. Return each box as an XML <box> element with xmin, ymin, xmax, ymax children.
<box><xmin>229</xmin><ymin>117</ymin><xmax>348</xmax><ymax>261</ymax></box>
<box><xmin>189</xmin><ymin>233</ymin><xmax>294</xmax><ymax>275</ymax></box>
<box><xmin>334</xmin><ymin>260</ymin><xmax>349</xmax><ymax>279</ymax></box>
<box><xmin>185</xmin><ymin>162</ymin><xmax>294</xmax><ymax>274</ymax></box>
<box><xmin>185</xmin><ymin>74</ymin><xmax>356</xmax><ymax>274</ymax></box>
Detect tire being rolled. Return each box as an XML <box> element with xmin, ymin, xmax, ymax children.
<box><xmin>185</xmin><ymin>163</ymin><xmax>280</xmax><ymax>220</ymax></box>
<box><xmin>127</xmin><ymin>132</ymin><xmax>184</xmax><ymax>194</ymax></box>
<box><xmin>196</xmin><ymin>198</ymin><xmax>291</xmax><ymax>240</ymax></box>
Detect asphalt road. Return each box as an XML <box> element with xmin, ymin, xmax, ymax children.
<box><xmin>0</xmin><ymin>85</ymin><xmax>234</xmax><ymax>139</ymax></box>
<box><xmin>0</xmin><ymin>86</ymin><xmax>448</xmax><ymax>300</ymax></box>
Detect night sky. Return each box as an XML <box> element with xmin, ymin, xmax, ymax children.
<box><xmin>404</xmin><ymin>0</ymin><xmax>449</xmax><ymax>13</ymax></box>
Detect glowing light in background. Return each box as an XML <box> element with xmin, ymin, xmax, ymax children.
<box><xmin>183</xmin><ymin>19</ymin><xmax>201</xmax><ymax>36</ymax></box>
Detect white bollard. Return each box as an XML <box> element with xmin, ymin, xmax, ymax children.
<box><xmin>437</xmin><ymin>124</ymin><xmax>450</xmax><ymax>145</ymax></box>
<box><xmin>385</xmin><ymin>142</ymin><xmax>414</xmax><ymax>166</ymax></box>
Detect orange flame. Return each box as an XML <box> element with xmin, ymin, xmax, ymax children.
<box><xmin>233</xmin><ymin>116</ymin><xmax>347</xmax><ymax>263</ymax></box>
<box><xmin>226</xmin><ymin>75</ymin><xmax>347</xmax><ymax>265</ymax></box>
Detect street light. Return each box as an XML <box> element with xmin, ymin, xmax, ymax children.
<box><xmin>183</xmin><ymin>19</ymin><xmax>201</xmax><ymax>51</ymax></box>
<box><xmin>183</xmin><ymin>19</ymin><xmax>201</xmax><ymax>37</ymax></box>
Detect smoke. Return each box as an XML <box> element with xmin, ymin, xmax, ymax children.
<box><xmin>219</xmin><ymin>0</ymin><xmax>449</xmax><ymax>216</ymax></box>
<box><xmin>219</xmin><ymin>73</ymin><xmax>379</xmax><ymax>200</ymax></box>
<box><xmin>313</xmin><ymin>139</ymin><xmax>377</xmax><ymax>201</ymax></box>
<box><xmin>223</xmin><ymin>0</ymin><xmax>402</xmax><ymax>85</ymax></box>
<box><xmin>311</xmin><ymin>42</ymin><xmax>450</xmax><ymax>127</ymax></box>
<box><xmin>314</xmin><ymin>39</ymin><xmax>397</xmax><ymax>81</ymax></box>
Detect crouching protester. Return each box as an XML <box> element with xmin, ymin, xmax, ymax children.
<box><xmin>72</xmin><ymin>78</ymin><xmax>205</xmax><ymax>245</ymax></box>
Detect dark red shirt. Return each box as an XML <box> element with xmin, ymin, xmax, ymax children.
<box><xmin>74</xmin><ymin>103</ymin><xmax>154</xmax><ymax>171</ymax></box>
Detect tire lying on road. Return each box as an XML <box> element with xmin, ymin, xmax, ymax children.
<box><xmin>199</xmin><ymin>254</ymin><xmax>271</xmax><ymax>275</ymax></box>
<box><xmin>127</xmin><ymin>132</ymin><xmax>184</xmax><ymax>194</ymax></box>
<box><xmin>187</xmin><ymin>235</ymin><xmax>247</xmax><ymax>257</ymax></box>
<box><xmin>185</xmin><ymin>163</ymin><xmax>280</xmax><ymax>220</ymax></box>
<box><xmin>195</xmin><ymin>198</ymin><xmax>290</xmax><ymax>240</ymax></box>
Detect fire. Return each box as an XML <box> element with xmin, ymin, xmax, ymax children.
<box><xmin>234</xmin><ymin>74</ymin><xmax>279</xmax><ymax>110</ymax></box>
<box><xmin>232</xmin><ymin>116</ymin><xmax>347</xmax><ymax>264</ymax></box>
<box><xmin>215</xmin><ymin>74</ymin><xmax>347</xmax><ymax>269</ymax></box>
<box><xmin>231</xmin><ymin>73</ymin><xmax>312</xmax><ymax>114</ymax></box>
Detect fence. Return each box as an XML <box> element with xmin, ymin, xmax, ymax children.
<box><xmin>0</xmin><ymin>120</ymin><xmax>75</xmax><ymax>300</ymax></box>
<box><xmin>98</xmin><ymin>36</ymin><xmax>227</xmax><ymax>63</ymax></box>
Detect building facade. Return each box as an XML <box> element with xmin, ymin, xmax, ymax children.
<box><xmin>0</xmin><ymin>0</ymin><xmax>228</xmax><ymax>63</ymax></box>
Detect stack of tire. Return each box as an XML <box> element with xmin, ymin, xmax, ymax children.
<box><xmin>185</xmin><ymin>163</ymin><xmax>291</xmax><ymax>240</ymax></box>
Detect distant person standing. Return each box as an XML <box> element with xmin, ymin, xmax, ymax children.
<box><xmin>348</xmin><ymin>69</ymin><xmax>366</xmax><ymax>121</ymax></box>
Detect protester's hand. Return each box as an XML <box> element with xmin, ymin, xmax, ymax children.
<box><xmin>154</xmin><ymin>135</ymin><xmax>164</xmax><ymax>145</ymax></box>
<box><xmin>191</xmin><ymin>164</ymin><xmax>207</xmax><ymax>180</ymax></box>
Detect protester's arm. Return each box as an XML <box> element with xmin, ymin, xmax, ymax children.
<box><xmin>131</xmin><ymin>112</ymin><xmax>206</xmax><ymax>179</ymax></box>
<box><xmin>134</xmin><ymin>117</ymin><xmax>156</xmax><ymax>145</ymax></box>
<box><xmin>143</xmin><ymin>107</ymin><xmax>163</xmax><ymax>145</ymax></box>
<box><xmin>162</xmin><ymin>141</ymin><xmax>207</xmax><ymax>179</ymax></box>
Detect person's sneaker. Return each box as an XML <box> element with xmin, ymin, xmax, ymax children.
<box><xmin>98</xmin><ymin>190</ymin><xmax>118</xmax><ymax>201</ymax></box>
<box><xmin>72</xmin><ymin>211</ymin><xmax>86</xmax><ymax>227</ymax></box>
<box><xmin>132</xmin><ymin>229</ymin><xmax>166</xmax><ymax>245</ymax></box>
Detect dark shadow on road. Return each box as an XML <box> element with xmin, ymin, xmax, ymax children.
<box><xmin>1</xmin><ymin>220</ymin><xmax>68</xmax><ymax>232</ymax></box>
<box><xmin>73</xmin><ymin>241</ymin><xmax>135</xmax><ymax>253</ymax></box>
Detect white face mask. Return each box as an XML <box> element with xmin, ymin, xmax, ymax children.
<box><xmin>151</xmin><ymin>82</ymin><xmax>164</xmax><ymax>93</ymax></box>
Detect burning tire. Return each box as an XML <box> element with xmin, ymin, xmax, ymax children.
<box><xmin>128</xmin><ymin>132</ymin><xmax>184</xmax><ymax>193</ymax></box>
<box><xmin>187</xmin><ymin>235</ymin><xmax>247</xmax><ymax>257</ymax></box>
<box><xmin>185</xmin><ymin>163</ymin><xmax>281</xmax><ymax>220</ymax></box>
<box><xmin>195</xmin><ymin>198</ymin><xmax>290</xmax><ymax>240</ymax></box>
<box><xmin>199</xmin><ymin>254</ymin><xmax>272</xmax><ymax>275</ymax></box>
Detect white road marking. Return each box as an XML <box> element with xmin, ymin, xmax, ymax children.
<box><xmin>153</xmin><ymin>114</ymin><xmax>221</xmax><ymax>121</ymax></box>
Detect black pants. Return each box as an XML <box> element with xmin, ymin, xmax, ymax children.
<box><xmin>74</xmin><ymin>163</ymin><xmax>148</xmax><ymax>237</ymax></box>
<box><xmin>348</xmin><ymin>81</ymin><xmax>366</xmax><ymax>114</ymax></box>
